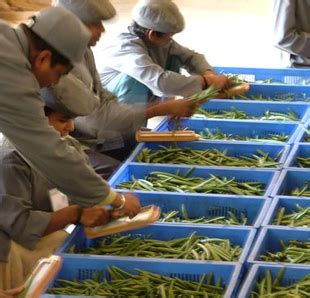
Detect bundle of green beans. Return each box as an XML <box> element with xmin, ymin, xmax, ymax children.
<box><xmin>250</xmin><ymin>268</ymin><xmax>310</xmax><ymax>297</ymax></box>
<box><xmin>303</xmin><ymin>129</ymin><xmax>310</xmax><ymax>142</ymax></box>
<box><xmin>273</xmin><ymin>204</ymin><xmax>310</xmax><ymax>227</ymax></box>
<box><xmin>234</xmin><ymin>94</ymin><xmax>310</xmax><ymax>102</ymax></box>
<box><xmin>297</xmin><ymin>156</ymin><xmax>310</xmax><ymax>167</ymax></box>
<box><xmin>199</xmin><ymin>128</ymin><xmax>289</xmax><ymax>143</ymax></box>
<box><xmin>195</xmin><ymin>107</ymin><xmax>299</xmax><ymax>122</ymax></box>
<box><xmin>116</xmin><ymin>169</ymin><xmax>264</xmax><ymax>196</ymax></box>
<box><xmin>291</xmin><ymin>183</ymin><xmax>310</xmax><ymax>197</ymax></box>
<box><xmin>136</xmin><ymin>146</ymin><xmax>280</xmax><ymax>168</ymax></box>
<box><xmin>260</xmin><ymin>240</ymin><xmax>310</xmax><ymax>264</ymax></box>
<box><xmin>77</xmin><ymin>232</ymin><xmax>242</xmax><ymax>262</ymax></box>
<box><xmin>48</xmin><ymin>266</ymin><xmax>226</xmax><ymax>297</ymax></box>
<box><xmin>160</xmin><ymin>204</ymin><xmax>248</xmax><ymax>225</ymax></box>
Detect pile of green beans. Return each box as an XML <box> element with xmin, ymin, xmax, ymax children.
<box><xmin>304</xmin><ymin>129</ymin><xmax>310</xmax><ymax>142</ymax></box>
<box><xmin>250</xmin><ymin>268</ymin><xmax>310</xmax><ymax>297</ymax></box>
<box><xmin>195</xmin><ymin>107</ymin><xmax>299</xmax><ymax>122</ymax></box>
<box><xmin>199</xmin><ymin>128</ymin><xmax>289</xmax><ymax>143</ymax></box>
<box><xmin>48</xmin><ymin>266</ymin><xmax>226</xmax><ymax>297</ymax></box>
<box><xmin>291</xmin><ymin>183</ymin><xmax>310</xmax><ymax>197</ymax></box>
<box><xmin>136</xmin><ymin>146</ymin><xmax>280</xmax><ymax>168</ymax></box>
<box><xmin>234</xmin><ymin>94</ymin><xmax>310</xmax><ymax>102</ymax></box>
<box><xmin>77</xmin><ymin>232</ymin><xmax>242</xmax><ymax>262</ymax></box>
<box><xmin>116</xmin><ymin>169</ymin><xmax>264</xmax><ymax>196</ymax></box>
<box><xmin>160</xmin><ymin>204</ymin><xmax>248</xmax><ymax>225</ymax></box>
<box><xmin>297</xmin><ymin>156</ymin><xmax>310</xmax><ymax>167</ymax></box>
<box><xmin>260</xmin><ymin>240</ymin><xmax>310</xmax><ymax>264</ymax></box>
<box><xmin>273</xmin><ymin>204</ymin><xmax>310</xmax><ymax>227</ymax></box>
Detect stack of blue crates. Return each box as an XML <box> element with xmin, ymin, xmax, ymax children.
<box><xmin>44</xmin><ymin>66</ymin><xmax>310</xmax><ymax>297</ymax></box>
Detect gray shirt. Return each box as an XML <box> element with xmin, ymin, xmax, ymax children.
<box><xmin>72</xmin><ymin>48</ymin><xmax>146</xmax><ymax>151</ymax></box>
<box><xmin>98</xmin><ymin>30</ymin><xmax>213</xmax><ymax>99</ymax></box>
<box><xmin>0</xmin><ymin>22</ymin><xmax>117</xmax><ymax>207</ymax></box>
<box><xmin>273</xmin><ymin>0</ymin><xmax>310</xmax><ymax>67</ymax></box>
<box><xmin>0</xmin><ymin>136</ymin><xmax>88</xmax><ymax>262</ymax></box>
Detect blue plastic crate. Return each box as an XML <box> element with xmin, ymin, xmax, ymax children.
<box><xmin>136</xmin><ymin>192</ymin><xmax>271</xmax><ymax>228</ymax></box>
<box><xmin>214</xmin><ymin>66</ymin><xmax>310</xmax><ymax>85</ymax></box>
<box><xmin>58</xmin><ymin>223</ymin><xmax>256</xmax><ymax>264</ymax></box>
<box><xmin>238</xmin><ymin>264</ymin><xmax>310</xmax><ymax>298</ymax></box>
<box><xmin>248</xmin><ymin>227</ymin><xmax>310</xmax><ymax>265</ymax></box>
<box><xmin>284</xmin><ymin>143</ymin><xmax>310</xmax><ymax>168</ymax></box>
<box><xmin>294</xmin><ymin>122</ymin><xmax>310</xmax><ymax>143</ymax></box>
<box><xmin>196</xmin><ymin>100</ymin><xmax>310</xmax><ymax>123</ymax></box>
<box><xmin>262</xmin><ymin>196</ymin><xmax>310</xmax><ymax>228</ymax></box>
<box><xmin>271</xmin><ymin>169</ymin><xmax>310</xmax><ymax>197</ymax></box>
<box><xmin>128</xmin><ymin>141</ymin><xmax>289</xmax><ymax>169</ymax></box>
<box><xmin>43</xmin><ymin>256</ymin><xmax>242</xmax><ymax>298</ymax></box>
<box><xmin>156</xmin><ymin>118</ymin><xmax>301</xmax><ymax>144</ymax></box>
<box><xmin>245</xmin><ymin>84</ymin><xmax>310</xmax><ymax>101</ymax></box>
<box><xmin>108</xmin><ymin>164</ymin><xmax>279</xmax><ymax>197</ymax></box>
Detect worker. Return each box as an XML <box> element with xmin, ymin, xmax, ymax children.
<box><xmin>273</xmin><ymin>0</ymin><xmax>310</xmax><ymax>68</ymax></box>
<box><xmin>53</xmin><ymin>0</ymin><xmax>199</xmax><ymax>160</ymax></box>
<box><xmin>0</xmin><ymin>287</ymin><xmax>23</xmax><ymax>298</ymax></box>
<box><xmin>0</xmin><ymin>74</ymin><xmax>118</xmax><ymax>289</ymax></box>
<box><xmin>0</xmin><ymin>6</ymin><xmax>140</xmax><ymax>289</ymax></box>
<box><xmin>98</xmin><ymin>0</ymin><xmax>229</xmax><ymax>105</ymax></box>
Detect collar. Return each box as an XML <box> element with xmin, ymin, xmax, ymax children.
<box><xmin>13</xmin><ymin>25</ymin><xmax>31</xmax><ymax>59</ymax></box>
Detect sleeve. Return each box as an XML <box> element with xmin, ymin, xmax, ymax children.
<box><xmin>273</xmin><ymin>0</ymin><xmax>310</xmax><ymax>56</ymax></box>
<box><xmin>0</xmin><ymin>36</ymin><xmax>117</xmax><ymax>208</ymax></box>
<box><xmin>0</xmin><ymin>152</ymin><xmax>51</xmax><ymax>250</ymax></box>
<box><xmin>103</xmin><ymin>39</ymin><xmax>204</xmax><ymax>98</ymax></box>
<box><xmin>169</xmin><ymin>40</ymin><xmax>214</xmax><ymax>75</ymax></box>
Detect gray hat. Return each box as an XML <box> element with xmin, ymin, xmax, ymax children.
<box><xmin>41</xmin><ymin>73</ymin><xmax>100</xmax><ymax>118</ymax></box>
<box><xmin>53</xmin><ymin>0</ymin><xmax>116</xmax><ymax>23</ymax></box>
<box><xmin>29</xmin><ymin>7</ymin><xmax>91</xmax><ymax>63</ymax></box>
<box><xmin>132</xmin><ymin>0</ymin><xmax>185</xmax><ymax>33</ymax></box>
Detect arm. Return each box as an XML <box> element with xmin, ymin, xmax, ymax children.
<box><xmin>273</xmin><ymin>0</ymin><xmax>310</xmax><ymax>56</ymax></box>
<box><xmin>0</xmin><ymin>33</ymin><xmax>116</xmax><ymax>207</ymax></box>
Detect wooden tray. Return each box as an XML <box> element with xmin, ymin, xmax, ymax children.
<box><xmin>136</xmin><ymin>130</ymin><xmax>200</xmax><ymax>142</ymax></box>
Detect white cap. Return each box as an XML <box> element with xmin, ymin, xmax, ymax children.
<box><xmin>41</xmin><ymin>74</ymin><xmax>99</xmax><ymax>118</ymax></box>
<box><xmin>132</xmin><ymin>0</ymin><xmax>185</xmax><ymax>33</ymax></box>
<box><xmin>53</xmin><ymin>0</ymin><xmax>116</xmax><ymax>23</ymax></box>
<box><xmin>29</xmin><ymin>7</ymin><xmax>91</xmax><ymax>63</ymax></box>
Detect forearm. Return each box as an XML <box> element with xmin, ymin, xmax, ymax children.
<box><xmin>43</xmin><ymin>205</ymin><xmax>80</xmax><ymax>235</ymax></box>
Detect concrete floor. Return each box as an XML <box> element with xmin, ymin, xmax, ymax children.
<box><xmin>94</xmin><ymin>0</ymin><xmax>283</xmax><ymax>69</ymax></box>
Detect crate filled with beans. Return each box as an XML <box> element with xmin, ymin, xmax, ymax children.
<box><xmin>262</xmin><ymin>197</ymin><xmax>310</xmax><ymax>228</ymax></box>
<box><xmin>43</xmin><ymin>257</ymin><xmax>242</xmax><ymax>298</ymax></box>
<box><xmin>156</xmin><ymin>118</ymin><xmax>301</xmax><ymax>144</ymax></box>
<box><xmin>58</xmin><ymin>224</ymin><xmax>256</xmax><ymax>264</ymax></box>
<box><xmin>239</xmin><ymin>264</ymin><xmax>310</xmax><ymax>297</ymax></box>
<box><xmin>248</xmin><ymin>227</ymin><xmax>310</xmax><ymax>266</ymax></box>
<box><xmin>109</xmin><ymin>164</ymin><xmax>279</xmax><ymax>198</ymax></box>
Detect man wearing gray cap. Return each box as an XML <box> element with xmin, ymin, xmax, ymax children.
<box><xmin>0</xmin><ymin>6</ymin><xmax>140</xmax><ymax>288</ymax></box>
<box><xmin>0</xmin><ymin>74</ymin><xmax>114</xmax><ymax>288</ymax></box>
<box><xmin>53</xmin><ymin>0</ymin><xmax>199</xmax><ymax>160</ymax></box>
<box><xmin>98</xmin><ymin>0</ymin><xmax>229</xmax><ymax>105</ymax></box>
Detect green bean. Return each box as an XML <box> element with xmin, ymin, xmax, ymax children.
<box><xmin>48</xmin><ymin>266</ymin><xmax>225</xmax><ymax>297</ymax></box>
<box><xmin>116</xmin><ymin>169</ymin><xmax>264</xmax><ymax>195</ymax></box>
<box><xmin>195</xmin><ymin>107</ymin><xmax>299</xmax><ymax>121</ymax></box>
<box><xmin>273</xmin><ymin>204</ymin><xmax>310</xmax><ymax>227</ymax></box>
<box><xmin>260</xmin><ymin>240</ymin><xmax>310</xmax><ymax>264</ymax></box>
<box><xmin>136</xmin><ymin>146</ymin><xmax>281</xmax><ymax>168</ymax></box>
<box><xmin>73</xmin><ymin>232</ymin><xmax>241</xmax><ymax>262</ymax></box>
<box><xmin>160</xmin><ymin>204</ymin><xmax>248</xmax><ymax>225</ymax></box>
<box><xmin>297</xmin><ymin>156</ymin><xmax>310</xmax><ymax>167</ymax></box>
<box><xmin>199</xmin><ymin>128</ymin><xmax>289</xmax><ymax>143</ymax></box>
<box><xmin>291</xmin><ymin>183</ymin><xmax>310</xmax><ymax>197</ymax></box>
<box><xmin>251</xmin><ymin>268</ymin><xmax>310</xmax><ymax>297</ymax></box>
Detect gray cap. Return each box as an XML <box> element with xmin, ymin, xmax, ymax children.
<box><xmin>53</xmin><ymin>0</ymin><xmax>116</xmax><ymax>23</ymax></box>
<box><xmin>29</xmin><ymin>6</ymin><xmax>91</xmax><ymax>63</ymax></box>
<box><xmin>132</xmin><ymin>0</ymin><xmax>185</xmax><ymax>33</ymax></box>
<box><xmin>41</xmin><ymin>73</ymin><xmax>100</xmax><ymax>118</ymax></box>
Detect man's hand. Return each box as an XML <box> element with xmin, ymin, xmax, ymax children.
<box><xmin>80</xmin><ymin>206</ymin><xmax>110</xmax><ymax>227</ymax></box>
<box><xmin>0</xmin><ymin>287</ymin><xmax>24</xmax><ymax>298</ymax></box>
<box><xmin>203</xmin><ymin>71</ymin><xmax>229</xmax><ymax>90</ymax></box>
<box><xmin>111</xmin><ymin>193</ymin><xmax>141</xmax><ymax>218</ymax></box>
<box><xmin>162</xmin><ymin>98</ymin><xmax>198</xmax><ymax>118</ymax></box>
